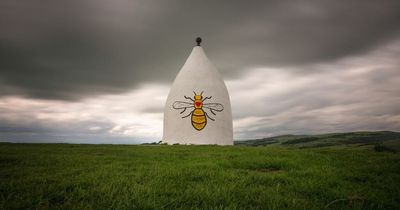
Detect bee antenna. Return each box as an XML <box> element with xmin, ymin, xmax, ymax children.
<box><xmin>193</xmin><ymin>91</ymin><xmax>196</xmax><ymax>96</ymax></box>
<box><xmin>200</xmin><ymin>91</ymin><xmax>204</xmax><ymax>96</ymax></box>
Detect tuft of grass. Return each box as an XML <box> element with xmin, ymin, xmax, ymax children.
<box><xmin>374</xmin><ymin>144</ymin><xmax>397</xmax><ymax>153</ymax></box>
<box><xmin>0</xmin><ymin>143</ymin><xmax>399</xmax><ymax>209</ymax></box>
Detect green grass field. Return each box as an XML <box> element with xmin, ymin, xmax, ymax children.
<box><xmin>1</xmin><ymin>142</ymin><xmax>399</xmax><ymax>209</ymax></box>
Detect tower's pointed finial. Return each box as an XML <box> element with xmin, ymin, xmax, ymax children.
<box><xmin>196</xmin><ymin>37</ymin><xmax>202</xmax><ymax>46</ymax></box>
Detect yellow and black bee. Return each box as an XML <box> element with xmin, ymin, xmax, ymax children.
<box><xmin>172</xmin><ymin>91</ymin><xmax>224</xmax><ymax>131</ymax></box>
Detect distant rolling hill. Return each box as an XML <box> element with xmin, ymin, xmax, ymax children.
<box><xmin>235</xmin><ymin>131</ymin><xmax>400</xmax><ymax>151</ymax></box>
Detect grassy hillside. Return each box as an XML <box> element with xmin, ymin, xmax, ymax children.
<box><xmin>0</xmin><ymin>143</ymin><xmax>399</xmax><ymax>209</ymax></box>
<box><xmin>235</xmin><ymin>131</ymin><xmax>400</xmax><ymax>151</ymax></box>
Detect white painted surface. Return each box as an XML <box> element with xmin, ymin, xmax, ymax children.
<box><xmin>163</xmin><ymin>46</ymin><xmax>233</xmax><ymax>145</ymax></box>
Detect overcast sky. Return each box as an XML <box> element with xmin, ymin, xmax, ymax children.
<box><xmin>1</xmin><ymin>0</ymin><xmax>400</xmax><ymax>144</ymax></box>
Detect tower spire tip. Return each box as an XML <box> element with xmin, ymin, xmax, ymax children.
<box><xmin>196</xmin><ymin>37</ymin><xmax>202</xmax><ymax>46</ymax></box>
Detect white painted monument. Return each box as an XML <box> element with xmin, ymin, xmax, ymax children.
<box><xmin>163</xmin><ymin>37</ymin><xmax>233</xmax><ymax>145</ymax></box>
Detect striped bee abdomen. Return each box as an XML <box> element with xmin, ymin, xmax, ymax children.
<box><xmin>192</xmin><ymin>108</ymin><xmax>206</xmax><ymax>130</ymax></box>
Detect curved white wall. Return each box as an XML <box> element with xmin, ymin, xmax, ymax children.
<box><xmin>163</xmin><ymin>46</ymin><xmax>233</xmax><ymax>145</ymax></box>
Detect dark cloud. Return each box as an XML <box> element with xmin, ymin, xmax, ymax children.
<box><xmin>230</xmin><ymin>40</ymin><xmax>400</xmax><ymax>139</ymax></box>
<box><xmin>0</xmin><ymin>111</ymin><xmax>147</xmax><ymax>143</ymax></box>
<box><xmin>1</xmin><ymin>0</ymin><xmax>400</xmax><ymax>100</ymax></box>
<box><xmin>0</xmin><ymin>39</ymin><xmax>399</xmax><ymax>142</ymax></box>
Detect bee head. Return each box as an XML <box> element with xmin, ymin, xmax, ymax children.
<box><xmin>194</xmin><ymin>95</ymin><xmax>202</xmax><ymax>100</ymax></box>
<box><xmin>193</xmin><ymin>91</ymin><xmax>203</xmax><ymax>100</ymax></box>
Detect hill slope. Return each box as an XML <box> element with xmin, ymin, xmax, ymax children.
<box><xmin>235</xmin><ymin>131</ymin><xmax>400</xmax><ymax>151</ymax></box>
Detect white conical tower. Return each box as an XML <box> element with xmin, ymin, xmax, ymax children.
<box><xmin>163</xmin><ymin>37</ymin><xmax>233</xmax><ymax>145</ymax></box>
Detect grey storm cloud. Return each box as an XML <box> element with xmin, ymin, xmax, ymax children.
<box><xmin>1</xmin><ymin>0</ymin><xmax>400</xmax><ymax>100</ymax></box>
<box><xmin>229</xmin><ymin>39</ymin><xmax>400</xmax><ymax>139</ymax></box>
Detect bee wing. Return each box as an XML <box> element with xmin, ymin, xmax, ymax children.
<box><xmin>172</xmin><ymin>101</ymin><xmax>194</xmax><ymax>109</ymax></box>
<box><xmin>203</xmin><ymin>103</ymin><xmax>224</xmax><ymax>112</ymax></box>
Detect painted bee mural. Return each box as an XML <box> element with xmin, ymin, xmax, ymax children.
<box><xmin>172</xmin><ymin>91</ymin><xmax>224</xmax><ymax>131</ymax></box>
